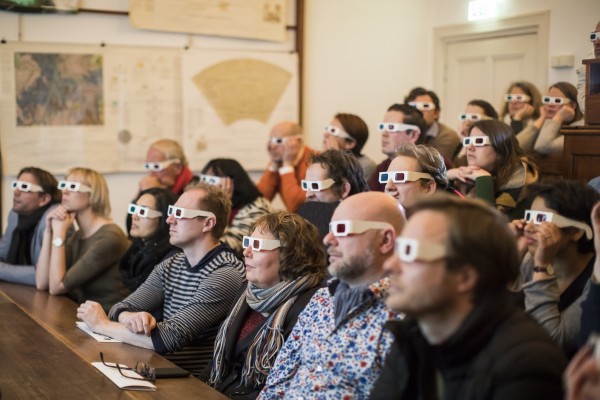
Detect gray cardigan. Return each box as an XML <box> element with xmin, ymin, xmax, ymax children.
<box><xmin>0</xmin><ymin>206</ymin><xmax>54</xmax><ymax>286</ymax></box>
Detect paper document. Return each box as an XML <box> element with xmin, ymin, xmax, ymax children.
<box><xmin>92</xmin><ymin>362</ymin><xmax>156</xmax><ymax>391</ymax></box>
<box><xmin>76</xmin><ymin>321</ymin><xmax>122</xmax><ymax>343</ymax></box>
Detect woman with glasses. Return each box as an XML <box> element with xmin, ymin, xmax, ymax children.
<box><xmin>322</xmin><ymin>113</ymin><xmax>376</xmax><ymax>181</ymax></box>
<box><xmin>200</xmin><ymin>158</ymin><xmax>273</xmax><ymax>256</ymax></box>
<box><xmin>517</xmin><ymin>82</ymin><xmax>584</xmax><ymax>154</ymax></box>
<box><xmin>452</xmin><ymin>99</ymin><xmax>498</xmax><ymax>167</ymax></box>
<box><xmin>446</xmin><ymin>120</ymin><xmax>538</xmax><ymax>220</ymax></box>
<box><xmin>205</xmin><ymin>211</ymin><xmax>326</xmax><ymax>399</ymax></box>
<box><xmin>36</xmin><ymin>167</ymin><xmax>130</xmax><ymax>312</ymax></box>
<box><xmin>510</xmin><ymin>181</ymin><xmax>599</xmax><ymax>357</ymax></box>
<box><xmin>500</xmin><ymin>81</ymin><xmax>542</xmax><ymax>135</ymax></box>
<box><xmin>119</xmin><ymin>188</ymin><xmax>177</xmax><ymax>292</ymax></box>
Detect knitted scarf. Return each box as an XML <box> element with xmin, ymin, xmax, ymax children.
<box><xmin>210</xmin><ymin>273</ymin><xmax>321</xmax><ymax>388</ymax></box>
<box><xmin>7</xmin><ymin>204</ymin><xmax>50</xmax><ymax>265</ymax></box>
<box><xmin>171</xmin><ymin>166</ymin><xmax>195</xmax><ymax>196</ymax></box>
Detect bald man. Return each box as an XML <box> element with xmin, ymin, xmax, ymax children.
<box><xmin>259</xmin><ymin>192</ymin><xmax>404</xmax><ymax>399</ymax></box>
<box><xmin>256</xmin><ymin>121</ymin><xmax>316</xmax><ymax>212</ymax></box>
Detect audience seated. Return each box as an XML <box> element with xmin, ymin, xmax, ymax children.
<box><xmin>453</xmin><ymin>99</ymin><xmax>499</xmax><ymax>166</ymax></box>
<box><xmin>201</xmin><ymin>158</ymin><xmax>273</xmax><ymax>256</ymax></box>
<box><xmin>321</xmin><ymin>113</ymin><xmax>376</xmax><ymax>180</ymax></box>
<box><xmin>372</xmin><ymin>194</ymin><xmax>567</xmax><ymax>400</ymax></box>
<box><xmin>500</xmin><ymin>80</ymin><xmax>542</xmax><ymax>135</ymax></box>
<box><xmin>518</xmin><ymin>82</ymin><xmax>585</xmax><ymax>154</ymax></box>
<box><xmin>140</xmin><ymin>139</ymin><xmax>198</xmax><ymax>196</ymax></box>
<box><xmin>405</xmin><ymin>87</ymin><xmax>460</xmax><ymax>161</ymax></box>
<box><xmin>368</xmin><ymin>103</ymin><xmax>427</xmax><ymax>192</ymax></box>
<box><xmin>119</xmin><ymin>187</ymin><xmax>177</xmax><ymax>293</ymax></box>
<box><xmin>382</xmin><ymin>143</ymin><xmax>454</xmax><ymax>214</ymax></box>
<box><xmin>576</xmin><ymin>18</ymin><xmax>600</xmax><ymax>114</ymax></box>
<box><xmin>0</xmin><ymin>167</ymin><xmax>61</xmax><ymax>286</ymax></box>
<box><xmin>447</xmin><ymin>119</ymin><xmax>538</xmax><ymax>220</ymax></box>
<box><xmin>257</xmin><ymin>121</ymin><xmax>316</xmax><ymax>212</ymax></box>
<box><xmin>205</xmin><ymin>211</ymin><xmax>326</xmax><ymax>399</ymax></box>
<box><xmin>36</xmin><ymin>167</ymin><xmax>129</xmax><ymax>311</ymax></box>
<box><xmin>77</xmin><ymin>184</ymin><xmax>246</xmax><ymax>375</ymax></box>
<box><xmin>259</xmin><ymin>192</ymin><xmax>404</xmax><ymax>399</ymax></box>
<box><xmin>511</xmin><ymin>181</ymin><xmax>598</xmax><ymax>357</ymax></box>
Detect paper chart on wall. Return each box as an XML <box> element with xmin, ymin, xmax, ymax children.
<box><xmin>182</xmin><ymin>49</ymin><xmax>298</xmax><ymax>171</ymax></box>
<box><xmin>0</xmin><ymin>42</ymin><xmax>182</xmax><ymax>175</ymax></box>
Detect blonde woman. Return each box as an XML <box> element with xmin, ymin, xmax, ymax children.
<box><xmin>36</xmin><ymin>167</ymin><xmax>129</xmax><ymax>311</ymax></box>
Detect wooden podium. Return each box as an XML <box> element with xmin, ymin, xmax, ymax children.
<box><xmin>562</xmin><ymin>126</ymin><xmax>600</xmax><ymax>181</ymax></box>
<box><xmin>583</xmin><ymin>57</ymin><xmax>600</xmax><ymax>125</ymax></box>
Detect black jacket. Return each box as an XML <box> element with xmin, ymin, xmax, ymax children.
<box><xmin>199</xmin><ymin>285</ymin><xmax>318</xmax><ymax>399</ymax></box>
<box><xmin>371</xmin><ymin>292</ymin><xmax>568</xmax><ymax>400</ymax></box>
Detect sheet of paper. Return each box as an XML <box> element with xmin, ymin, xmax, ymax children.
<box><xmin>92</xmin><ymin>362</ymin><xmax>156</xmax><ymax>391</ymax></box>
<box><xmin>76</xmin><ymin>321</ymin><xmax>122</xmax><ymax>343</ymax></box>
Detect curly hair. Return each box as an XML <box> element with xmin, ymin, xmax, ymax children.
<box><xmin>250</xmin><ymin>211</ymin><xmax>327</xmax><ymax>282</ymax></box>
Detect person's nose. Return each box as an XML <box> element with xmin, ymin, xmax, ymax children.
<box><xmin>242</xmin><ymin>245</ymin><xmax>252</xmax><ymax>258</ymax></box>
<box><xmin>166</xmin><ymin>214</ymin><xmax>176</xmax><ymax>225</ymax></box>
<box><xmin>384</xmin><ymin>180</ymin><xmax>396</xmax><ymax>193</ymax></box>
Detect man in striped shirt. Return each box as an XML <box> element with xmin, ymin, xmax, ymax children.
<box><xmin>77</xmin><ymin>184</ymin><xmax>246</xmax><ymax>375</ymax></box>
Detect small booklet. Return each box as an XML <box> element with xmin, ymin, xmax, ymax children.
<box><xmin>92</xmin><ymin>362</ymin><xmax>157</xmax><ymax>391</ymax></box>
<box><xmin>76</xmin><ymin>322</ymin><xmax>122</xmax><ymax>343</ymax></box>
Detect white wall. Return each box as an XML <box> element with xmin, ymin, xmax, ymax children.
<box><xmin>1</xmin><ymin>0</ymin><xmax>599</xmax><ymax>231</ymax></box>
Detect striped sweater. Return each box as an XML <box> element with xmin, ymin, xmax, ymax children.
<box><xmin>109</xmin><ymin>243</ymin><xmax>246</xmax><ymax>374</ymax></box>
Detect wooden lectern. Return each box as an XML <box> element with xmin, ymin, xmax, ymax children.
<box><xmin>583</xmin><ymin>58</ymin><xmax>600</xmax><ymax>125</ymax></box>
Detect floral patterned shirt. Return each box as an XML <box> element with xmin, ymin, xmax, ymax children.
<box><xmin>258</xmin><ymin>277</ymin><xmax>399</xmax><ymax>400</ymax></box>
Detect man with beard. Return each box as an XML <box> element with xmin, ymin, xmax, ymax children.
<box><xmin>258</xmin><ymin>192</ymin><xmax>404</xmax><ymax>399</ymax></box>
<box><xmin>0</xmin><ymin>167</ymin><xmax>60</xmax><ymax>285</ymax></box>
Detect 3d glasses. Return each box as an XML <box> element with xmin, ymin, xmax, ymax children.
<box><xmin>301</xmin><ymin>179</ymin><xmax>336</xmax><ymax>192</ymax></box>
<box><xmin>394</xmin><ymin>237</ymin><xmax>446</xmax><ymax>262</ymax></box>
<box><xmin>408</xmin><ymin>101</ymin><xmax>436</xmax><ymax>111</ymax></box>
<box><xmin>458</xmin><ymin>113</ymin><xmax>488</xmax><ymax>121</ymax></box>
<box><xmin>128</xmin><ymin>203</ymin><xmax>162</xmax><ymax>219</ymax></box>
<box><xmin>242</xmin><ymin>236</ymin><xmax>281</xmax><ymax>251</ymax></box>
<box><xmin>378</xmin><ymin>171</ymin><xmax>434</xmax><ymax>184</ymax></box>
<box><xmin>377</xmin><ymin>123</ymin><xmax>420</xmax><ymax>133</ymax></box>
<box><xmin>524</xmin><ymin>210</ymin><xmax>593</xmax><ymax>240</ymax></box>
<box><xmin>167</xmin><ymin>205</ymin><xmax>216</xmax><ymax>220</ymax></box>
<box><xmin>542</xmin><ymin>96</ymin><xmax>571</xmax><ymax>105</ymax></box>
<box><xmin>462</xmin><ymin>135</ymin><xmax>491</xmax><ymax>147</ymax></box>
<box><xmin>329</xmin><ymin>220</ymin><xmax>394</xmax><ymax>237</ymax></box>
<box><xmin>144</xmin><ymin>159</ymin><xmax>180</xmax><ymax>172</ymax></box>
<box><xmin>504</xmin><ymin>94</ymin><xmax>530</xmax><ymax>103</ymax></box>
<box><xmin>12</xmin><ymin>180</ymin><xmax>44</xmax><ymax>193</ymax></box>
<box><xmin>200</xmin><ymin>174</ymin><xmax>222</xmax><ymax>185</ymax></box>
<box><xmin>269</xmin><ymin>137</ymin><xmax>288</xmax><ymax>145</ymax></box>
<box><xmin>591</xmin><ymin>32</ymin><xmax>600</xmax><ymax>42</ymax></box>
<box><xmin>58</xmin><ymin>180</ymin><xmax>93</xmax><ymax>193</ymax></box>
<box><xmin>324</xmin><ymin>125</ymin><xmax>354</xmax><ymax>141</ymax></box>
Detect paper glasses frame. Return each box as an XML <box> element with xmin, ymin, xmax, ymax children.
<box><xmin>590</xmin><ymin>32</ymin><xmax>599</xmax><ymax>42</ymax></box>
<box><xmin>329</xmin><ymin>220</ymin><xmax>394</xmax><ymax>237</ymax></box>
<box><xmin>408</xmin><ymin>101</ymin><xmax>436</xmax><ymax>111</ymax></box>
<box><xmin>394</xmin><ymin>237</ymin><xmax>447</xmax><ymax>262</ymax></box>
<box><xmin>542</xmin><ymin>96</ymin><xmax>571</xmax><ymax>105</ymax></box>
<box><xmin>504</xmin><ymin>94</ymin><xmax>530</xmax><ymax>103</ymax></box>
<box><xmin>144</xmin><ymin>159</ymin><xmax>180</xmax><ymax>172</ymax></box>
<box><xmin>377</xmin><ymin>123</ymin><xmax>420</xmax><ymax>133</ymax></box>
<box><xmin>378</xmin><ymin>171</ymin><xmax>434</xmax><ymax>184</ymax></box>
<box><xmin>458</xmin><ymin>113</ymin><xmax>490</xmax><ymax>122</ymax></box>
<box><xmin>167</xmin><ymin>205</ymin><xmax>216</xmax><ymax>220</ymax></box>
<box><xmin>12</xmin><ymin>180</ymin><xmax>44</xmax><ymax>193</ymax></box>
<box><xmin>200</xmin><ymin>174</ymin><xmax>222</xmax><ymax>185</ymax></box>
<box><xmin>58</xmin><ymin>180</ymin><xmax>93</xmax><ymax>193</ymax></box>
<box><xmin>128</xmin><ymin>203</ymin><xmax>162</xmax><ymax>219</ymax></box>
<box><xmin>524</xmin><ymin>210</ymin><xmax>593</xmax><ymax>240</ymax></box>
<box><xmin>301</xmin><ymin>178</ymin><xmax>336</xmax><ymax>192</ymax></box>
<box><xmin>462</xmin><ymin>135</ymin><xmax>491</xmax><ymax>147</ymax></box>
<box><xmin>324</xmin><ymin>125</ymin><xmax>355</xmax><ymax>141</ymax></box>
<box><xmin>242</xmin><ymin>236</ymin><xmax>282</xmax><ymax>251</ymax></box>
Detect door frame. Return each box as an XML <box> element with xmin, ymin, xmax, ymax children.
<box><xmin>433</xmin><ymin>11</ymin><xmax>550</xmax><ymax>113</ymax></box>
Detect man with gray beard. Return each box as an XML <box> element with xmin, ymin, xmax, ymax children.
<box><xmin>258</xmin><ymin>192</ymin><xmax>404</xmax><ymax>400</ymax></box>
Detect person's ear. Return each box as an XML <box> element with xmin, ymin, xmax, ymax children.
<box><xmin>340</xmin><ymin>180</ymin><xmax>351</xmax><ymax>200</ymax></box>
<box><xmin>202</xmin><ymin>217</ymin><xmax>216</xmax><ymax>232</ymax></box>
<box><xmin>380</xmin><ymin>230</ymin><xmax>396</xmax><ymax>254</ymax></box>
<box><xmin>411</xmin><ymin>130</ymin><xmax>421</xmax><ymax>143</ymax></box>
<box><xmin>425</xmin><ymin>180</ymin><xmax>437</xmax><ymax>194</ymax></box>
<box><xmin>37</xmin><ymin>193</ymin><xmax>51</xmax><ymax>208</ymax></box>
<box><xmin>342</xmin><ymin>140</ymin><xmax>356</xmax><ymax>151</ymax></box>
<box><xmin>453</xmin><ymin>264</ymin><xmax>479</xmax><ymax>295</ymax></box>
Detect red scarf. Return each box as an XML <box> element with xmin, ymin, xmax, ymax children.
<box><xmin>171</xmin><ymin>166</ymin><xmax>194</xmax><ymax>195</ymax></box>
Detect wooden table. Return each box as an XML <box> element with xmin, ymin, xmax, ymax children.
<box><xmin>0</xmin><ymin>282</ymin><xmax>228</xmax><ymax>399</ymax></box>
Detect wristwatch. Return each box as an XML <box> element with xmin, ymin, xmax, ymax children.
<box><xmin>533</xmin><ymin>264</ymin><xmax>555</xmax><ymax>275</ymax></box>
<box><xmin>52</xmin><ymin>237</ymin><xmax>64</xmax><ymax>248</ymax></box>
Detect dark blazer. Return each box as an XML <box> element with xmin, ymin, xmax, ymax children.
<box><xmin>199</xmin><ymin>285</ymin><xmax>319</xmax><ymax>400</ymax></box>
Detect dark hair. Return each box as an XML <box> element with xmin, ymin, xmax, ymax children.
<box><xmin>192</xmin><ymin>183</ymin><xmax>232</xmax><ymax>239</ymax></box>
<box><xmin>408</xmin><ymin>194</ymin><xmax>519</xmax><ymax>302</ymax></box>
<box><xmin>404</xmin><ymin>87</ymin><xmax>441</xmax><ymax>111</ymax></box>
<box><xmin>18</xmin><ymin>166</ymin><xmax>61</xmax><ymax>204</ymax></box>
<box><xmin>468</xmin><ymin>99</ymin><xmax>499</xmax><ymax>120</ymax></box>
<box><xmin>386</xmin><ymin>103</ymin><xmax>427</xmax><ymax>144</ymax></box>
<box><xmin>309</xmin><ymin>149</ymin><xmax>369</xmax><ymax>198</ymax></box>
<box><xmin>527</xmin><ymin>181</ymin><xmax>600</xmax><ymax>254</ymax></box>
<box><xmin>334</xmin><ymin>113</ymin><xmax>369</xmax><ymax>156</ymax></box>
<box><xmin>468</xmin><ymin>120</ymin><xmax>537</xmax><ymax>190</ymax></box>
<box><xmin>251</xmin><ymin>211</ymin><xmax>326</xmax><ymax>282</ymax></box>
<box><xmin>134</xmin><ymin>187</ymin><xmax>177</xmax><ymax>239</ymax></box>
<box><xmin>201</xmin><ymin>158</ymin><xmax>261</xmax><ymax>210</ymax></box>
<box><xmin>501</xmin><ymin>81</ymin><xmax>542</xmax><ymax>120</ymax></box>
<box><xmin>549</xmin><ymin>82</ymin><xmax>584</xmax><ymax>123</ymax></box>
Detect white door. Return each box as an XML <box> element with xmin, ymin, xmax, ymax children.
<box><xmin>442</xmin><ymin>33</ymin><xmax>543</xmax><ymax>128</ymax></box>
